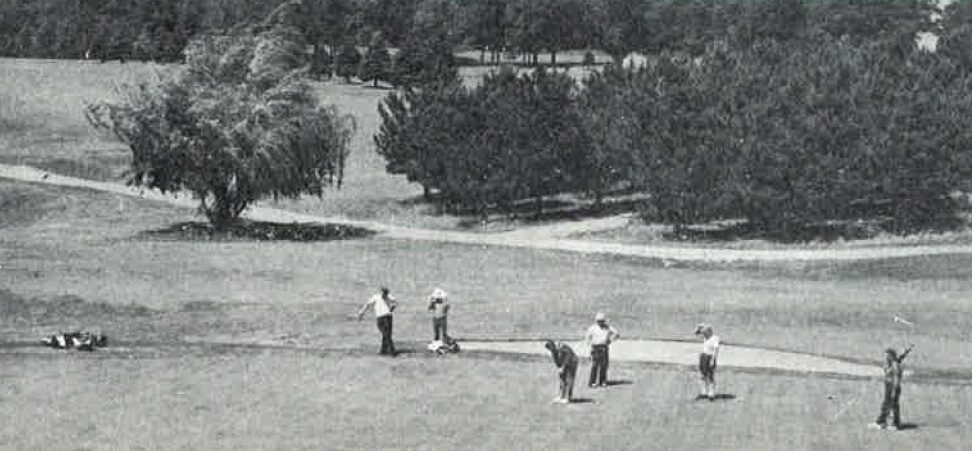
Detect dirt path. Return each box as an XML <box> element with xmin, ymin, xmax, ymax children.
<box><xmin>459</xmin><ymin>339</ymin><xmax>883</xmax><ymax>378</ymax></box>
<box><xmin>6</xmin><ymin>163</ymin><xmax>972</xmax><ymax>262</ymax></box>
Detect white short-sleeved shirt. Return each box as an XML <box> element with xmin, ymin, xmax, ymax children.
<box><xmin>702</xmin><ymin>335</ymin><xmax>720</xmax><ymax>357</ymax></box>
<box><xmin>586</xmin><ymin>324</ymin><xmax>619</xmax><ymax>346</ymax></box>
<box><xmin>368</xmin><ymin>294</ymin><xmax>394</xmax><ymax>317</ymax></box>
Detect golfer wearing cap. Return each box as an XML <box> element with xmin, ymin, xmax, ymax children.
<box><xmin>695</xmin><ymin>323</ymin><xmax>719</xmax><ymax>400</ymax></box>
<box><xmin>585</xmin><ymin>312</ymin><xmax>620</xmax><ymax>388</ymax></box>
<box><xmin>427</xmin><ymin>287</ymin><xmax>450</xmax><ymax>342</ymax></box>
<box><xmin>872</xmin><ymin>345</ymin><xmax>913</xmax><ymax>430</ymax></box>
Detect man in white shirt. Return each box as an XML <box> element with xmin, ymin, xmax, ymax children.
<box><xmin>695</xmin><ymin>323</ymin><xmax>719</xmax><ymax>400</ymax></box>
<box><xmin>585</xmin><ymin>312</ymin><xmax>620</xmax><ymax>388</ymax></box>
<box><xmin>358</xmin><ymin>287</ymin><xmax>398</xmax><ymax>356</ymax></box>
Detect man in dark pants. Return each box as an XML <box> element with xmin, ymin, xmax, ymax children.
<box><xmin>357</xmin><ymin>287</ymin><xmax>398</xmax><ymax>356</ymax></box>
<box><xmin>544</xmin><ymin>340</ymin><xmax>578</xmax><ymax>404</ymax></box>
<box><xmin>873</xmin><ymin>345</ymin><xmax>913</xmax><ymax>430</ymax></box>
<box><xmin>585</xmin><ymin>312</ymin><xmax>620</xmax><ymax>388</ymax></box>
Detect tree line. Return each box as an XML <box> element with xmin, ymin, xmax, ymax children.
<box><xmin>375</xmin><ymin>0</ymin><xmax>972</xmax><ymax>237</ymax></box>
<box><xmin>0</xmin><ymin>0</ymin><xmax>938</xmax><ymax>65</ymax></box>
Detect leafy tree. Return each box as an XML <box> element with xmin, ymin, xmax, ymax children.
<box><xmin>590</xmin><ymin>0</ymin><xmax>650</xmax><ymax>62</ymax></box>
<box><xmin>392</xmin><ymin>19</ymin><xmax>457</xmax><ymax>89</ymax></box>
<box><xmin>86</xmin><ymin>31</ymin><xmax>355</xmax><ymax>230</ymax></box>
<box><xmin>375</xmin><ymin>67</ymin><xmax>588</xmax><ymax>216</ymax></box>
<box><xmin>310</xmin><ymin>45</ymin><xmax>333</xmax><ymax>80</ymax></box>
<box><xmin>598</xmin><ymin>37</ymin><xmax>972</xmax><ymax>235</ymax></box>
<box><xmin>358</xmin><ymin>33</ymin><xmax>392</xmax><ymax>87</ymax></box>
<box><xmin>460</xmin><ymin>0</ymin><xmax>508</xmax><ymax>63</ymax></box>
<box><xmin>334</xmin><ymin>39</ymin><xmax>362</xmax><ymax>82</ymax></box>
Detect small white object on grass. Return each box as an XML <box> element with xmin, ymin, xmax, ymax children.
<box><xmin>893</xmin><ymin>314</ymin><xmax>914</xmax><ymax>327</ymax></box>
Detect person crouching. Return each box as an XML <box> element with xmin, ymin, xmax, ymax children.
<box><xmin>695</xmin><ymin>323</ymin><xmax>720</xmax><ymax>401</ymax></box>
<box><xmin>544</xmin><ymin>340</ymin><xmax>578</xmax><ymax>404</ymax></box>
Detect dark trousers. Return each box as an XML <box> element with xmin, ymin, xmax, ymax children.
<box><xmin>376</xmin><ymin>315</ymin><xmax>395</xmax><ymax>355</ymax></box>
<box><xmin>590</xmin><ymin>345</ymin><xmax>609</xmax><ymax>386</ymax></box>
<box><xmin>433</xmin><ymin>317</ymin><xmax>448</xmax><ymax>341</ymax></box>
<box><xmin>560</xmin><ymin>362</ymin><xmax>577</xmax><ymax>400</ymax></box>
<box><xmin>876</xmin><ymin>383</ymin><xmax>902</xmax><ymax>427</ymax></box>
<box><xmin>699</xmin><ymin>354</ymin><xmax>716</xmax><ymax>384</ymax></box>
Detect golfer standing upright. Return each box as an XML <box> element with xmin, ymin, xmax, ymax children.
<box><xmin>586</xmin><ymin>312</ymin><xmax>620</xmax><ymax>388</ymax></box>
<box><xmin>357</xmin><ymin>287</ymin><xmax>398</xmax><ymax>356</ymax></box>
<box><xmin>695</xmin><ymin>323</ymin><xmax>719</xmax><ymax>400</ymax></box>
<box><xmin>427</xmin><ymin>287</ymin><xmax>450</xmax><ymax>342</ymax></box>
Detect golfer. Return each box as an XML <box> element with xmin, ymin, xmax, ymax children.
<box><xmin>873</xmin><ymin>345</ymin><xmax>913</xmax><ymax>430</ymax></box>
<box><xmin>544</xmin><ymin>340</ymin><xmax>578</xmax><ymax>404</ymax></box>
<box><xmin>357</xmin><ymin>287</ymin><xmax>398</xmax><ymax>356</ymax></box>
<box><xmin>695</xmin><ymin>323</ymin><xmax>719</xmax><ymax>400</ymax></box>
<box><xmin>427</xmin><ymin>287</ymin><xmax>450</xmax><ymax>341</ymax></box>
<box><xmin>585</xmin><ymin>312</ymin><xmax>620</xmax><ymax>388</ymax></box>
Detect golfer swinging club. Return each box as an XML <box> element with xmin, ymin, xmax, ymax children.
<box><xmin>695</xmin><ymin>323</ymin><xmax>720</xmax><ymax>401</ymax></box>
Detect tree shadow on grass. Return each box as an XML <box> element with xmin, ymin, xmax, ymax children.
<box><xmin>139</xmin><ymin>220</ymin><xmax>375</xmax><ymax>242</ymax></box>
<box><xmin>664</xmin><ymin>215</ymin><xmax>965</xmax><ymax>244</ymax></box>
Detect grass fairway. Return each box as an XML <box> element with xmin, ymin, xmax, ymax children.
<box><xmin>0</xmin><ymin>349</ymin><xmax>969</xmax><ymax>451</ymax></box>
<box><xmin>4</xmin><ymin>55</ymin><xmax>972</xmax><ymax>450</ymax></box>
<box><xmin>4</xmin><ymin>178</ymin><xmax>972</xmax><ymax>371</ymax></box>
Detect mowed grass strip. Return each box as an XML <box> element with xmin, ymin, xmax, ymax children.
<box><xmin>3</xmin><ymin>180</ymin><xmax>972</xmax><ymax>372</ymax></box>
<box><xmin>0</xmin><ymin>351</ymin><xmax>969</xmax><ymax>451</ymax></box>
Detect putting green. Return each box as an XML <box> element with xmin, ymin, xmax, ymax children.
<box><xmin>460</xmin><ymin>340</ymin><xmax>884</xmax><ymax>378</ymax></box>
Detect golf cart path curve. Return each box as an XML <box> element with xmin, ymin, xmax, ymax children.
<box><xmin>6</xmin><ymin>163</ymin><xmax>972</xmax><ymax>262</ymax></box>
<box><xmin>460</xmin><ymin>339</ymin><xmax>884</xmax><ymax>378</ymax></box>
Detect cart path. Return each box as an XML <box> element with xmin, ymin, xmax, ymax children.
<box><xmin>460</xmin><ymin>339</ymin><xmax>885</xmax><ymax>378</ymax></box>
<box><xmin>6</xmin><ymin>163</ymin><xmax>972</xmax><ymax>262</ymax></box>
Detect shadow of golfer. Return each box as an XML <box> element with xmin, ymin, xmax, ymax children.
<box><xmin>568</xmin><ymin>398</ymin><xmax>596</xmax><ymax>404</ymax></box>
<box><xmin>605</xmin><ymin>380</ymin><xmax>633</xmax><ymax>387</ymax></box>
<box><xmin>896</xmin><ymin>423</ymin><xmax>919</xmax><ymax>431</ymax></box>
<box><xmin>695</xmin><ymin>394</ymin><xmax>737</xmax><ymax>402</ymax></box>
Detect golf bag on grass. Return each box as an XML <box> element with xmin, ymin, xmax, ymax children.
<box><xmin>43</xmin><ymin>331</ymin><xmax>108</xmax><ymax>351</ymax></box>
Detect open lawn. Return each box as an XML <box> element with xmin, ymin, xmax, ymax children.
<box><xmin>3</xmin><ymin>174</ymin><xmax>972</xmax><ymax>450</ymax></box>
<box><xmin>4</xmin><ymin>179</ymin><xmax>972</xmax><ymax>371</ymax></box>
<box><xmin>4</xmin><ymin>55</ymin><xmax>972</xmax><ymax>449</ymax></box>
<box><xmin>2</xmin><ymin>349</ymin><xmax>970</xmax><ymax>451</ymax></box>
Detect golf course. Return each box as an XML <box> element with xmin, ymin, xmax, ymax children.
<box><xmin>3</xmin><ymin>52</ymin><xmax>972</xmax><ymax>451</ymax></box>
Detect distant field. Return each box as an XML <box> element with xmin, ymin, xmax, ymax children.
<box><xmin>3</xmin><ymin>57</ymin><xmax>972</xmax><ymax>243</ymax></box>
<box><xmin>0</xmin><ymin>58</ymin><xmax>605</xmax><ymax>231</ymax></box>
